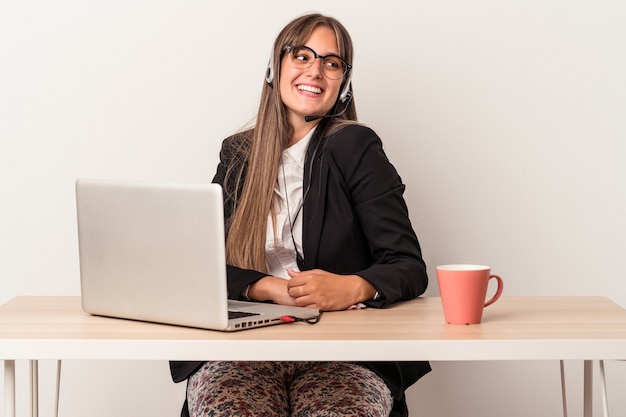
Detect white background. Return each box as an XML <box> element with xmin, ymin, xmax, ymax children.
<box><xmin>2</xmin><ymin>1</ymin><xmax>625</xmax><ymax>416</ymax></box>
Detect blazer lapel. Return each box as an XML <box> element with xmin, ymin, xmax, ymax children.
<box><xmin>301</xmin><ymin>136</ymin><xmax>329</xmax><ymax>270</ymax></box>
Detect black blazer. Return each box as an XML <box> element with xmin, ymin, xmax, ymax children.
<box><xmin>170</xmin><ymin>123</ymin><xmax>430</xmax><ymax>417</ymax></box>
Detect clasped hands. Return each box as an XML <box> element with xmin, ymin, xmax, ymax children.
<box><xmin>247</xmin><ymin>268</ymin><xmax>377</xmax><ymax>311</ymax></box>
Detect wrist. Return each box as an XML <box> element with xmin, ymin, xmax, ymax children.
<box><xmin>354</xmin><ymin>275</ymin><xmax>377</xmax><ymax>302</ymax></box>
<box><xmin>248</xmin><ymin>276</ymin><xmax>286</xmax><ymax>302</ymax></box>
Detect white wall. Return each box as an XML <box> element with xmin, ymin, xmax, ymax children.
<box><xmin>2</xmin><ymin>1</ymin><xmax>625</xmax><ymax>416</ymax></box>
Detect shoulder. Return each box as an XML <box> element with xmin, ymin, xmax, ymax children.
<box><xmin>326</xmin><ymin>123</ymin><xmax>380</xmax><ymax>147</ymax></box>
<box><xmin>326</xmin><ymin>123</ymin><xmax>383</xmax><ymax>156</ymax></box>
<box><xmin>219</xmin><ymin>129</ymin><xmax>252</xmax><ymax>162</ymax></box>
<box><xmin>317</xmin><ymin>123</ymin><xmax>399</xmax><ymax>187</ymax></box>
<box><xmin>324</xmin><ymin>123</ymin><xmax>386</xmax><ymax>162</ymax></box>
<box><xmin>221</xmin><ymin>129</ymin><xmax>252</xmax><ymax>151</ymax></box>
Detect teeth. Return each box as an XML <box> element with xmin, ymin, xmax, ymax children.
<box><xmin>298</xmin><ymin>85</ymin><xmax>322</xmax><ymax>94</ymax></box>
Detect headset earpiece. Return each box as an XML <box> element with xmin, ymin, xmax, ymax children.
<box><xmin>265</xmin><ymin>46</ymin><xmax>275</xmax><ymax>85</ymax></box>
<box><xmin>339</xmin><ymin>72</ymin><xmax>352</xmax><ymax>103</ymax></box>
<box><xmin>265</xmin><ymin>66</ymin><xmax>274</xmax><ymax>85</ymax></box>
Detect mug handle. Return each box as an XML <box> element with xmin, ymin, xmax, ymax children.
<box><xmin>484</xmin><ymin>274</ymin><xmax>504</xmax><ymax>307</ymax></box>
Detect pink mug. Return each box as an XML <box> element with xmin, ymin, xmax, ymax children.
<box><xmin>436</xmin><ymin>264</ymin><xmax>504</xmax><ymax>324</ymax></box>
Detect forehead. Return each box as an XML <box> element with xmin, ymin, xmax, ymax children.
<box><xmin>302</xmin><ymin>26</ymin><xmax>340</xmax><ymax>54</ymax></box>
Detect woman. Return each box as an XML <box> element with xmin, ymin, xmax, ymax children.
<box><xmin>170</xmin><ymin>13</ymin><xmax>430</xmax><ymax>417</ymax></box>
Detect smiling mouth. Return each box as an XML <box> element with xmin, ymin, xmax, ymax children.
<box><xmin>297</xmin><ymin>85</ymin><xmax>322</xmax><ymax>94</ymax></box>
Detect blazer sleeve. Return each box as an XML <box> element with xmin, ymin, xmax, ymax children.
<box><xmin>211</xmin><ymin>134</ymin><xmax>266</xmax><ymax>299</ymax></box>
<box><xmin>324</xmin><ymin>125</ymin><xmax>428</xmax><ymax>307</ymax></box>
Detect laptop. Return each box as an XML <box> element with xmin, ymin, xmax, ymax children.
<box><xmin>75</xmin><ymin>179</ymin><xmax>320</xmax><ymax>331</ymax></box>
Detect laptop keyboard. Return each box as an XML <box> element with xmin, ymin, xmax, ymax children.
<box><xmin>228</xmin><ymin>310</ymin><xmax>261</xmax><ymax>320</ymax></box>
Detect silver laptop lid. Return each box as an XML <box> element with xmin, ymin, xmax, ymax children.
<box><xmin>76</xmin><ymin>179</ymin><xmax>230</xmax><ymax>329</ymax></box>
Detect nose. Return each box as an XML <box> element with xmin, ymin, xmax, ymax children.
<box><xmin>305</xmin><ymin>58</ymin><xmax>324</xmax><ymax>78</ymax></box>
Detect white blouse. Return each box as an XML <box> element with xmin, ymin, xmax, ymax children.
<box><xmin>265</xmin><ymin>127</ymin><xmax>315</xmax><ymax>279</ymax></box>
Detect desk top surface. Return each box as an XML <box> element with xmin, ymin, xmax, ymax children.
<box><xmin>2</xmin><ymin>296</ymin><xmax>626</xmax><ymax>361</ymax></box>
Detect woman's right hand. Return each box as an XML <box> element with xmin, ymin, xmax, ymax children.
<box><xmin>248</xmin><ymin>276</ymin><xmax>298</xmax><ymax>306</ymax></box>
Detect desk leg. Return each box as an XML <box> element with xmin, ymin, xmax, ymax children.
<box><xmin>583</xmin><ymin>360</ymin><xmax>593</xmax><ymax>417</ymax></box>
<box><xmin>560</xmin><ymin>360</ymin><xmax>568</xmax><ymax>417</ymax></box>
<box><xmin>54</xmin><ymin>360</ymin><xmax>62</xmax><ymax>417</ymax></box>
<box><xmin>29</xmin><ymin>360</ymin><xmax>39</xmax><ymax>417</ymax></box>
<box><xmin>4</xmin><ymin>360</ymin><xmax>16</xmax><ymax>417</ymax></box>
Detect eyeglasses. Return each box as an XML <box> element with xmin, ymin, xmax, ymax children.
<box><xmin>283</xmin><ymin>45</ymin><xmax>351</xmax><ymax>80</ymax></box>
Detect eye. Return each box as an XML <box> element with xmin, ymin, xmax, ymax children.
<box><xmin>295</xmin><ymin>54</ymin><xmax>309</xmax><ymax>63</ymax></box>
<box><xmin>293</xmin><ymin>47</ymin><xmax>313</xmax><ymax>63</ymax></box>
<box><xmin>323</xmin><ymin>57</ymin><xmax>343</xmax><ymax>71</ymax></box>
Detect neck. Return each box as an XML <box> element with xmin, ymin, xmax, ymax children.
<box><xmin>289</xmin><ymin>119</ymin><xmax>320</xmax><ymax>147</ymax></box>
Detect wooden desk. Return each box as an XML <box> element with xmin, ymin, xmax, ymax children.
<box><xmin>2</xmin><ymin>296</ymin><xmax>626</xmax><ymax>417</ymax></box>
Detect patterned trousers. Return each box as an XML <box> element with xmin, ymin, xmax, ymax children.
<box><xmin>187</xmin><ymin>361</ymin><xmax>393</xmax><ymax>417</ymax></box>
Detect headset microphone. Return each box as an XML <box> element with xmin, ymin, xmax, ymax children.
<box><xmin>304</xmin><ymin>71</ymin><xmax>352</xmax><ymax>122</ymax></box>
<box><xmin>304</xmin><ymin>90</ymin><xmax>352</xmax><ymax>122</ymax></box>
<box><xmin>304</xmin><ymin>115</ymin><xmax>322</xmax><ymax>123</ymax></box>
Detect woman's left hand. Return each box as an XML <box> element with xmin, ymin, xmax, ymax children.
<box><xmin>286</xmin><ymin>268</ymin><xmax>377</xmax><ymax>311</ymax></box>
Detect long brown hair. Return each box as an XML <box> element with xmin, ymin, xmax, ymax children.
<box><xmin>224</xmin><ymin>13</ymin><xmax>357</xmax><ymax>272</ymax></box>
